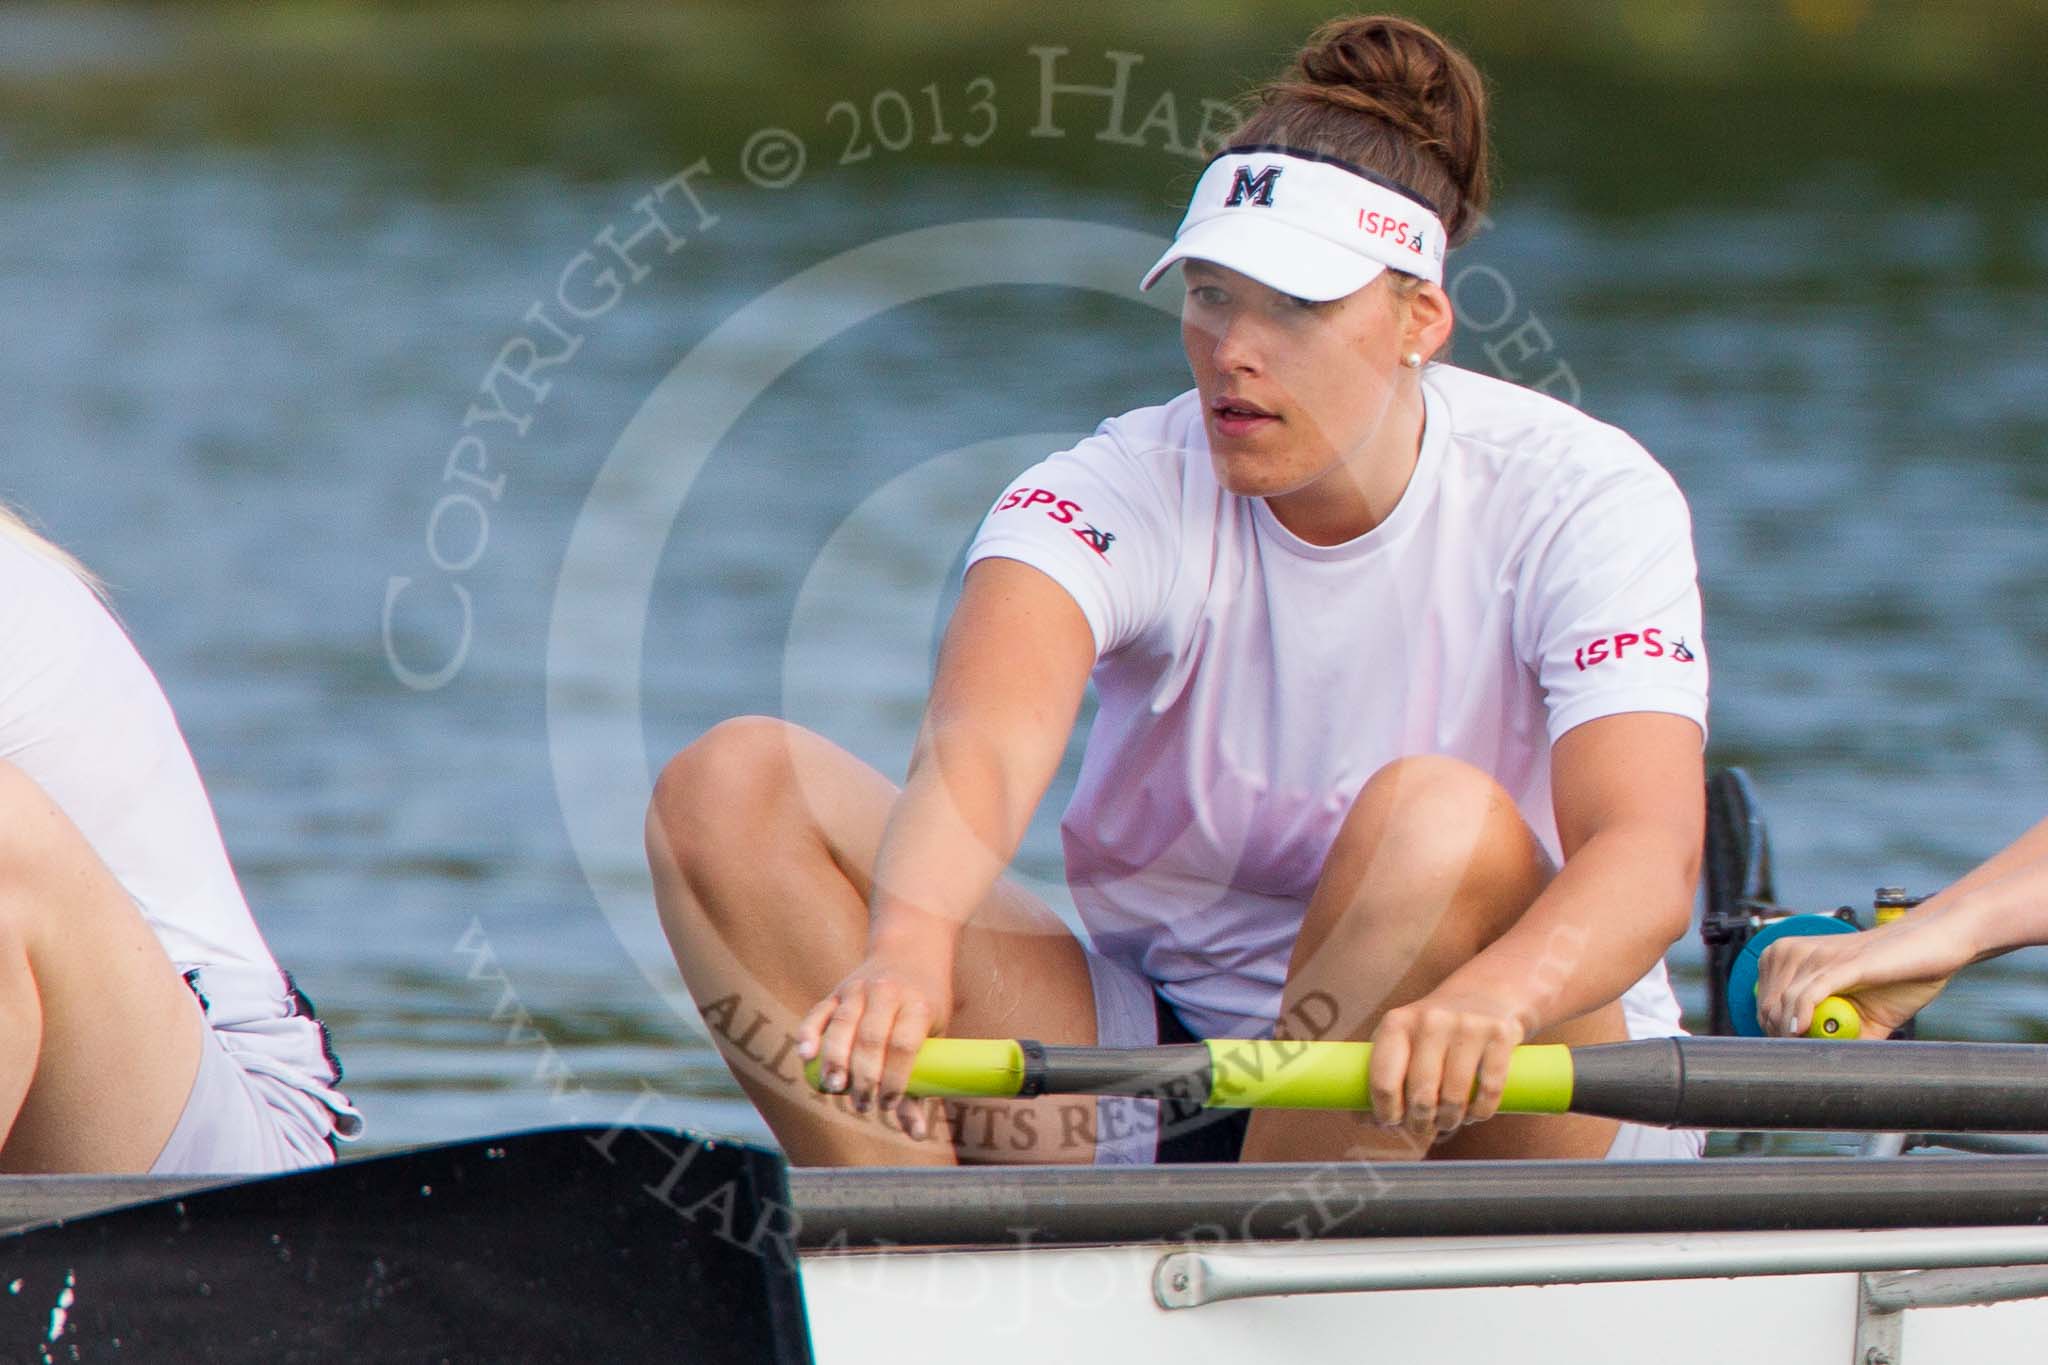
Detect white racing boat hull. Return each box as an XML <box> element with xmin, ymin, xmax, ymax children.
<box><xmin>7</xmin><ymin>1128</ymin><xmax>2048</xmax><ymax>1362</ymax></box>
<box><xmin>802</xmin><ymin>1229</ymin><xmax>2048</xmax><ymax>1363</ymax></box>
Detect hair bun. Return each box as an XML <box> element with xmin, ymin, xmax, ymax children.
<box><xmin>1295</xmin><ymin>16</ymin><xmax>1486</xmax><ymax>198</ymax></box>
<box><xmin>1237</xmin><ymin>14</ymin><xmax>1491</xmax><ymax>244</ymax></box>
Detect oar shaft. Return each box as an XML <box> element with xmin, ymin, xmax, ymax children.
<box><xmin>1575</xmin><ymin>1038</ymin><xmax>2048</xmax><ymax>1132</ymax></box>
<box><xmin>861</xmin><ymin>1037</ymin><xmax>2048</xmax><ymax>1133</ymax></box>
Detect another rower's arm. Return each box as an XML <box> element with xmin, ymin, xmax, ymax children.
<box><xmin>1757</xmin><ymin>812</ymin><xmax>2048</xmax><ymax>1037</ymax></box>
<box><xmin>1912</xmin><ymin>813</ymin><xmax>2048</xmax><ymax>954</ymax></box>
<box><xmin>797</xmin><ymin>558</ymin><xmax>1094</xmax><ymax>1126</ymax></box>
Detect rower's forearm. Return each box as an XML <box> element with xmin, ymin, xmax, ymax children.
<box><xmin>867</xmin><ymin>722</ymin><xmax>1043</xmax><ymax>946</ymax></box>
<box><xmin>1871</xmin><ymin>814</ymin><xmax>2048</xmax><ymax>973</ymax></box>
<box><xmin>1934</xmin><ymin>849</ymin><xmax>2048</xmax><ymax>965</ymax></box>
<box><xmin>1922</xmin><ymin>814</ymin><xmax>2048</xmax><ymax>910</ymax></box>
<box><xmin>1445</xmin><ymin>825</ymin><xmax>1696</xmax><ymax>1033</ymax></box>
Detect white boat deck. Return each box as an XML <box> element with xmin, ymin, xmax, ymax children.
<box><xmin>802</xmin><ymin>1229</ymin><xmax>2048</xmax><ymax>1364</ymax></box>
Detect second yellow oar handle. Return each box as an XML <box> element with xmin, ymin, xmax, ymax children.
<box><xmin>1807</xmin><ymin>996</ymin><xmax>1862</xmax><ymax>1040</ymax></box>
<box><xmin>1733</xmin><ymin>914</ymin><xmax>1864</xmax><ymax>1039</ymax></box>
<box><xmin>1203</xmin><ymin>1039</ymin><xmax>1574</xmax><ymax>1113</ymax></box>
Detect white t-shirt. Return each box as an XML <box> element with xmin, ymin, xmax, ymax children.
<box><xmin>0</xmin><ymin>533</ymin><xmax>360</xmax><ymax>1144</ymax></box>
<box><xmin>965</xmin><ymin>364</ymin><xmax>1708</xmax><ymax>1041</ymax></box>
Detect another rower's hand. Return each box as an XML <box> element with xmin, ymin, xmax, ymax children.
<box><xmin>1367</xmin><ymin>989</ymin><xmax>1527</xmax><ymax>1139</ymax></box>
<box><xmin>796</xmin><ymin>939</ymin><xmax>954</xmax><ymax>1141</ymax></box>
<box><xmin>1756</xmin><ymin>912</ymin><xmax>1965</xmax><ymax>1039</ymax></box>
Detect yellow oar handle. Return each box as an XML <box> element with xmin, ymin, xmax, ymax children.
<box><xmin>1203</xmin><ymin>1040</ymin><xmax>1574</xmax><ymax>1113</ymax></box>
<box><xmin>805</xmin><ymin>1038</ymin><xmax>1578</xmax><ymax>1113</ymax></box>
<box><xmin>803</xmin><ymin>1039</ymin><xmax>1029</xmax><ymax>1098</ymax></box>
<box><xmin>1736</xmin><ymin>915</ymin><xmax>1865</xmax><ymax>1039</ymax></box>
<box><xmin>1808</xmin><ymin>995</ymin><xmax>1862</xmax><ymax>1039</ymax></box>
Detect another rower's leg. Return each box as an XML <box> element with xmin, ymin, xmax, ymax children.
<box><xmin>1240</xmin><ymin>754</ymin><xmax>1624</xmax><ymax>1163</ymax></box>
<box><xmin>647</xmin><ymin>717</ymin><xmax>1101</xmax><ymax>1166</ymax></box>
<box><xmin>0</xmin><ymin>760</ymin><xmax>208</xmax><ymax>1173</ymax></box>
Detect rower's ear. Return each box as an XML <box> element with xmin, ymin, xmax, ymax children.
<box><xmin>1400</xmin><ymin>279</ymin><xmax>1454</xmax><ymax>363</ymax></box>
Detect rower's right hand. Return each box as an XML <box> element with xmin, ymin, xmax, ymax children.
<box><xmin>797</xmin><ymin>944</ymin><xmax>954</xmax><ymax>1140</ymax></box>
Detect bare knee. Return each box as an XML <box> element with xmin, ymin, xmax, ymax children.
<box><xmin>1330</xmin><ymin>755</ymin><xmax>1549</xmax><ymax>936</ymax></box>
<box><xmin>645</xmin><ymin>715</ymin><xmax>883</xmax><ymax>954</ymax></box>
<box><xmin>649</xmin><ymin>716</ymin><xmax>810</xmax><ymax>868</ymax></box>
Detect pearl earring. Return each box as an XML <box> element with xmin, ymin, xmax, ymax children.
<box><xmin>1402</xmin><ymin>351</ymin><xmax>1423</xmax><ymax>369</ymax></box>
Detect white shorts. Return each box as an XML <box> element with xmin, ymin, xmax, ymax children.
<box><xmin>1083</xmin><ymin>949</ymin><xmax>1706</xmax><ymax>1166</ymax></box>
<box><xmin>148</xmin><ymin>1025</ymin><xmax>339</xmax><ymax>1176</ymax></box>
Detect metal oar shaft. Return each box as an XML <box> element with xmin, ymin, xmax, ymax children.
<box><xmin>889</xmin><ymin>1037</ymin><xmax>2048</xmax><ymax>1132</ymax></box>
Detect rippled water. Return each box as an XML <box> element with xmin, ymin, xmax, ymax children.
<box><xmin>4</xmin><ymin>9</ymin><xmax>2045</xmax><ymax>1150</ymax></box>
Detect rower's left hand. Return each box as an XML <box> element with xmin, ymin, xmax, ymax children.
<box><xmin>1367</xmin><ymin>989</ymin><xmax>1527</xmax><ymax>1139</ymax></box>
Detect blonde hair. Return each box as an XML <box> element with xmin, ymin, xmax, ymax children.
<box><xmin>0</xmin><ymin>503</ymin><xmax>106</xmax><ymax>597</ymax></box>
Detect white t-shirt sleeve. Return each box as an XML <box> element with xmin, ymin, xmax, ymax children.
<box><xmin>1514</xmin><ymin>457</ymin><xmax>1710</xmax><ymax>746</ymax></box>
<box><xmin>964</xmin><ymin>423</ymin><xmax>1179</xmax><ymax>658</ymax></box>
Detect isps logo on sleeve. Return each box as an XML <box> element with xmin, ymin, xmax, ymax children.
<box><xmin>1574</xmin><ymin>627</ymin><xmax>1697</xmax><ymax>672</ymax></box>
<box><xmin>992</xmin><ymin>487</ymin><xmax>1115</xmax><ymax>559</ymax></box>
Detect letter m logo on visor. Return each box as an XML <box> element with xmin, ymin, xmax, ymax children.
<box><xmin>1224</xmin><ymin>165</ymin><xmax>1283</xmax><ymax>207</ymax></box>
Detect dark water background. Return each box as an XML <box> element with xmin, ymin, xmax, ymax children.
<box><xmin>2</xmin><ymin>2</ymin><xmax>2044</xmax><ymax>1149</ymax></box>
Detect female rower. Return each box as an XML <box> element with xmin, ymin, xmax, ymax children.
<box><xmin>650</xmin><ymin>14</ymin><xmax>1709</xmax><ymax>1165</ymax></box>
<box><xmin>0</xmin><ymin>508</ymin><xmax>359</xmax><ymax>1173</ymax></box>
<box><xmin>1757</xmin><ymin>815</ymin><xmax>2048</xmax><ymax>1038</ymax></box>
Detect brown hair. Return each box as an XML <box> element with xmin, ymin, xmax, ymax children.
<box><xmin>1227</xmin><ymin>14</ymin><xmax>1492</xmax><ymax>251</ymax></box>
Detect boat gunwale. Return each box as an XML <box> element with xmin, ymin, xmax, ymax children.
<box><xmin>11</xmin><ymin>1146</ymin><xmax>2048</xmax><ymax>1256</ymax></box>
<box><xmin>785</xmin><ymin>1154</ymin><xmax>2048</xmax><ymax>1249</ymax></box>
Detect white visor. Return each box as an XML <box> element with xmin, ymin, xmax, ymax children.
<box><xmin>1140</xmin><ymin>148</ymin><xmax>1448</xmax><ymax>301</ymax></box>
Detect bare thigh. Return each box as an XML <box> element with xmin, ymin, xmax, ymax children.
<box><xmin>0</xmin><ymin>760</ymin><xmax>206</xmax><ymax>1173</ymax></box>
<box><xmin>1245</xmin><ymin>754</ymin><xmax>1625</xmax><ymax>1162</ymax></box>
